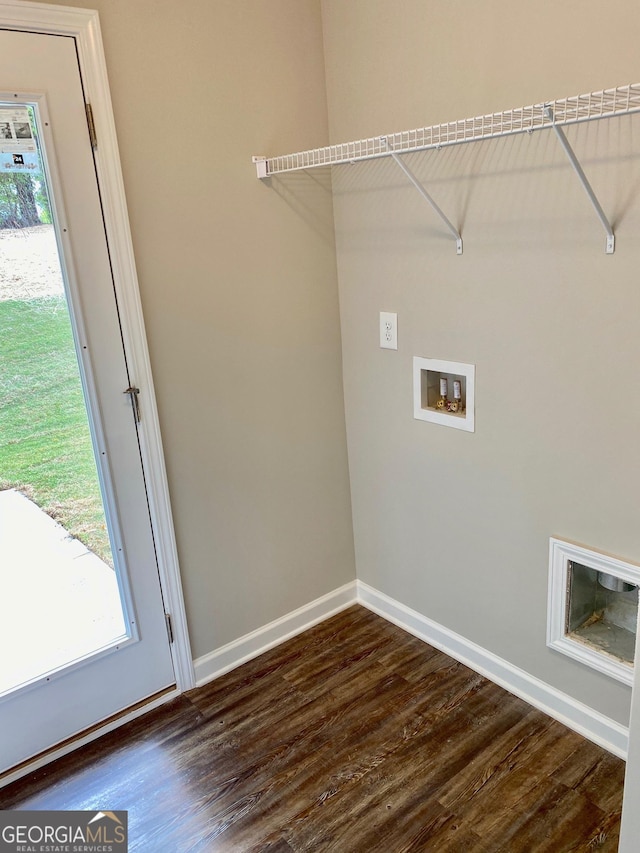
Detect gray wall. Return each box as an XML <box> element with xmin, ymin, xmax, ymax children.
<box><xmin>322</xmin><ymin>0</ymin><xmax>640</xmax><ymax>725</ymax></box>
<box><xmin>36</xmin><ymin>0</ymin><xmax>640</xmax><ymax>729</ymax></box>
<box><xmin>38</xmin><ymin>0</ymin><xmax>356</xmax><ymax>660</ymax></box>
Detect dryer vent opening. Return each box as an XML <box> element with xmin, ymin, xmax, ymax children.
<box><xmin>547</xmin><ymin>538</ymin><xmax>640</xmax><ymax>685</ymax></box>
<box><xmin>566</xmin><ymin>561</ymin><xmax>637</xmax><ymax>665</ymax></box>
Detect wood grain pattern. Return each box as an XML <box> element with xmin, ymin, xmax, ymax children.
<box><xmin>0</xmin><ymin>606</ymin><xmax>625</xmax><ymax>851</ymax></box>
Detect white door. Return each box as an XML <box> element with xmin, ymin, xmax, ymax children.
<box><xmin>0</xmin><ymin>30</ymin><xmax>175</xmax><ymax>774</ymax></box>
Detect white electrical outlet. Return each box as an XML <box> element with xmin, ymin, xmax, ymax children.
<box><xmin>379</xmin><ymin>312</ymin><xmax>398</xmax><ymax>350</ymax></box>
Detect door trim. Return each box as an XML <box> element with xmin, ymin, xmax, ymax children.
<box><xmin>0</xmin><ymin>1</ymin><xmax>195</xmax><ymax>693</ymax></box>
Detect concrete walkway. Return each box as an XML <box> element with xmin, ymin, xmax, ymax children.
<box><xmin>0</xmin><ymin>488</ymin><xmax>126</xmax><ymax>695</ymax></box>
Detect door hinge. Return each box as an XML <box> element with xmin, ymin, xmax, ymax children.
<box><xmin>165</xmin><ymin>613</ymin><xmax>174</xmax><ymax>645</ymax></box>
<box><xmin>85</xmin><ymin>102</ymin><xmax>97</xmax><ymax>150</ymax></box>
<box><xmin>123</xmin><ymin>386</ymin><xmax>141</xmax><ymax>422</ymax></box>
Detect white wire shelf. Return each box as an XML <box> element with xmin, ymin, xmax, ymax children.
<box><xmin>252</xmin><ymin>84</ymin><xmax>640</xmax><ymax>178</ymax></box>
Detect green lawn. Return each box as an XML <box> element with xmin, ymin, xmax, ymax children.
<box><xmin>0</xmin><ymin>296</ymin><xmax>112</xmax><ymax>564</ymax></box>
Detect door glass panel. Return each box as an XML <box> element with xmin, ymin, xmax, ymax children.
<box><xmin>0</xmin><ymin>103</ymin><xmax>127</xmax><ymax>696</ymax></box>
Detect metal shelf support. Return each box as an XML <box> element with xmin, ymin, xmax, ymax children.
<box><xmin>545</xmin><ymin>106</ymin><xmax>615</xmax><ymax>254</ymax></box>
<box><xmin>386</xmin><ymin>142</ymin><xmax>463</xmax><ymax>255</ymax></box>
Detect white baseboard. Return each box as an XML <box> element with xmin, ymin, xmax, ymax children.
<box><xmin>357</xmin><ymin>580</ymin><xmax>629</xmax><ymax>759</ymax></box>
<box><xmin>11</xmin><ymin>578</ymin><xmax>622</xmax><ymax>787</ymax></box>
<box><xmin>193</xmin><ymin>581</ymin><xmax>358</xmax><ymax>687</ymax></box>
<box><xmin>192</xmin><ymin>577</ymin><xmax>628</xmax><ymax>759</ymax></box>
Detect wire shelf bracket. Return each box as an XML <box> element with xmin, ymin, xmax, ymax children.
<box><xmin>252</xmin><ymin>83</ymin><xmax>640</xmax><ymax>254</ymax></box>
<box><xmin>387</xmin><ymin>141</ymin><xmax>463</xmax><ymax>254</ymax></box>
<box><xmin>545</xmin><ymin>105</ymin><xmax>615</xmax><ymax>254</ymax></box>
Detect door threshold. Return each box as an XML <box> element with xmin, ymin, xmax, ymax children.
<box><xmin>0</xmin><ymin>685</ymin><xmax>178</xmax><ymax>789</ymax></box>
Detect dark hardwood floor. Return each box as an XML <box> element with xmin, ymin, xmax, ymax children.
<box><xmin>0</xmin><ymin>605</ymin><xmax>625</xmax><ymax>851</ymax></box>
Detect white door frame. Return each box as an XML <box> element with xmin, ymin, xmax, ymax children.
<box><xmin>0</xmin><ymin>2</ymin><xmax>194</xmax><ymax>699</ymax></box>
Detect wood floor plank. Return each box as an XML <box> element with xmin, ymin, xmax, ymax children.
<box><xmin>394</xmin><ymin>810</ymin><xmax>489</xmax><ymax>853</ymax></box>
<box><xmin>279</xmin><ymin>704</ymin><xmax>519</xmax><ymax>852</ymax></box>
<box><xmin>221</xmin><ymin>678</ymin><xmax>534</xmax><ymax>850</ymax></box>
<box><xmin>490</xmin><ymin>780</ymin><xmax>606</xmax><ymax>853</ymax></box>
<box><xmin>436</xmin><ymin>705</ymin><xmax>563</xmax><ymax>810</ymax></box>
<box><xmin>560</xmin><ymin>808</ymin><xmax>622</xmax><ymax>853</ymax></box>
<box><xmin>140</xmin><ymin>672</ymin><xmax>422</xmax><ymax>850</ymax></box>
<box><xmin>551</xmin><ymin>738</ymin><xmax>627</xmax><ymax>813</ymax></box>
<box><xmin>0</xmin><ymin>605</ymin><xmax>625</xmax><ymax>851</ymax></box>
<box><xmin>373</xmin><ymin>623</ymin><xmax>469</xmax><ymax>686</ymax></box>
<box><xmin>181</xmin><ymin>661</ymin><xmax>487</xmax><ymax>850</ymax></box>
<box><xmin>187</xmin><ymin>606</ymin><xmax>378</xmax><ymax>719</ymax></box>
<box><xmin>448</xmin><ymin>718</ymin><xmax>591</xmax><ymax>837</ymax></box>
